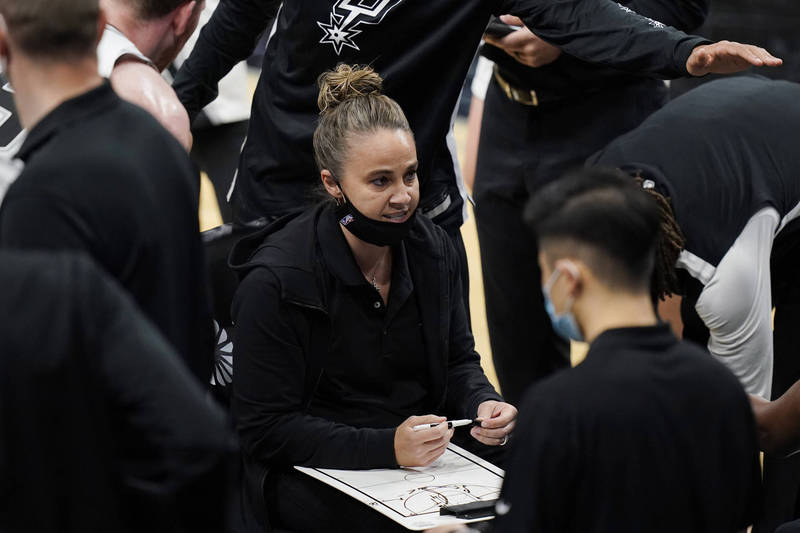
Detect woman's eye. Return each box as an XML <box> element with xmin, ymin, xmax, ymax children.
<box><xmin>405</xmin><ymin>172</ymin><xmax>418</xmax><ymax>183</ymax></box>
<box><xmin>371</xmin><ymin>176</ymin><xmax>389</xmax><ymax>186</ymax></box>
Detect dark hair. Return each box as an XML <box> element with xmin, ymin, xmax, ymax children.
<box><xmin>525</xmin><ymin>167</ymin><xmax>660</xmax><ymax>294</ymax></box>
<box><xmin>128</xmin><ymin>0</ymin><xmax>191</xmax><ymax>20</ymax></box>
<box><xmin>312</xmin><ymin>64</ymin><xmax>412</xmax><ymax>180</ymax></box>
<box><xmin>0</xmin><ymin>0</ymin><xmax>99</xmax><ymax>60</ymax></box>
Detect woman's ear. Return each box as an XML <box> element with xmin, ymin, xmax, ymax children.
<box><xmin>320</xmin><ymin>169</ymin><xmax>342</xmax><ymax>201</ymax></box>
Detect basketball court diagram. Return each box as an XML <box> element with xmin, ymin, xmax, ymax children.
<box><xmin>296</xmin><ymin>444</ymin><xmax>504</xmax><ymax>530</ymax></box>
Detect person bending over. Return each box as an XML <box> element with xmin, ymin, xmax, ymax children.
<box><xmin>490</xmin><ymin>168</ymin><xmax>761</xmax><ymax>532</ymax></box>
<box><xmin>588</xmin><ymin>75</ymin><xmax>800</xmax><ymax>533</ymax></box>
<box><xmin>230</xmin><ymin>64</ymin><xmax>516</xmax><ymax>532</ymax></box>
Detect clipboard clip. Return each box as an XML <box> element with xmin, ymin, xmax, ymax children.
<box><xmin>439</xmin><ymin>499</ymin><xmax>498</xmax><ymax>519</ymax></box>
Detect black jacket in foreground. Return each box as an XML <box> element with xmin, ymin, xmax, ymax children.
<box><xmin>495</xmin><ymin>325</ymin><xmax>762</xmax><ymax>533</ymax></box>
<box><xmin>0</xmin><ymin>82</ymin><xmax>214</xmax><ymax>385</ymax></box>
<box><xmin>175</xmin><ymin>0</ymin><xmax>706</xmax><ymax>229</ymax></box>
<box><xmin>0</xmin><ymin>251</ymin><xmax>233</xmax><ymax>533</ymax></box>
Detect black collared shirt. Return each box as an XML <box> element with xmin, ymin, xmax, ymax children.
<box><xmin>312</xmin><ymin>208</ymin><xmax>430</xmax><ymax>428</ymax></box>
<box><xmin>0</xmin><ymin>82</ymin><xmax>214</xmax><ymax>384</ymax></box>
<box><xmin>496</xmin><ymin>324</ymin><xmax>762</xmax><ymax>533</ymax></box>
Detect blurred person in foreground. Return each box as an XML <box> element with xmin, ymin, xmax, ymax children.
<box><xmin>0</xmin><ymin>0</ymin><xmax>214</xmax><ymax>384</ymax></box>
<box><xmin>0</xmin><ymin>251</ymin><xmax>233</xmax><ymax>533</ymax></box>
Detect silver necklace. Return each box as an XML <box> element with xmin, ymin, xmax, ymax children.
<box><xmin>365</xmin><ymin>250</ymin><xmax>389</xmax><ymax>294</ymax></box>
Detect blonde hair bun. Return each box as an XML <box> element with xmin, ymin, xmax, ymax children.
<box><xmin>317</xmin><ymin>64</ymin><xmax>384</xmax><ymax>115</ymax></box>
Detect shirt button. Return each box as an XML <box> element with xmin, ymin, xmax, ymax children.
<box><xmin>373</xmin><ymin>301</ymin><xmax>381</xmax><ymax>309</ymax></box>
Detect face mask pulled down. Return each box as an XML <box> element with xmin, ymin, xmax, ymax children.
<box><xmin>335</xmin><ymin>190</ymin><xmax>416</xmax><ymax>247</ymax></box>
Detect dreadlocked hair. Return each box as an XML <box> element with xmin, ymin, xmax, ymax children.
<box><xmin>634</xmin><ymin>175</ymin><xmax>685</xmax><ymax>301</ymax></box>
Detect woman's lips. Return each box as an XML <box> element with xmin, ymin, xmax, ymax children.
<box><xmin>383</xmin><ymin>211</ymin><xmax>410</xmax><ymax>223</ymax></box>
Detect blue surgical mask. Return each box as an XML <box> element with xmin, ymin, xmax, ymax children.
<box><xmin>542</xmin><ymin>267</ymin><xmax>584</xmax><ymax>342</ymax></box>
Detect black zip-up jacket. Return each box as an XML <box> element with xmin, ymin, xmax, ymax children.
<box><xmin>228</xmin><ymin>203</ymin><xmax>501</xmax><ymax>529</ymax></box>
<box><xmin>175</xmin><ymin>0</ymin><xmax>707</xmax><ymax>231</ymax></box>
<box><xmin>483</xmin><ymin>0</ymin><xmax>709</xmax><ymax>97</ymax></box>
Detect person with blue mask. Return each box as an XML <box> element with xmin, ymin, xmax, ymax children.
<box><xmin>489</xmin><ymin>167</ymin><xmax>762</xmax><ymax>532</ymax></box>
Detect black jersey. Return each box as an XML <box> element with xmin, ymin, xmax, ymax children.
<box><xmin>175</xmin><ymin>0</ymin><xmax>706</xmax><ymax>229</ymax></box>
<box><xmin>589</xmin><ymin>76</ymin><xmax>800</xmax><ymax>268</ymax></box>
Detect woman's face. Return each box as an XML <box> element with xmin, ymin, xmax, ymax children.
<box><xmin>323</xmin><ymin>128</ymin><xmax>419</xmax><ymax>223</ymax></box>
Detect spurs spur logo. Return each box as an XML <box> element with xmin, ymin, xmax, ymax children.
<box><xmin>318</xmin><ymin>0</ymin><xmax>404</xmax><ymax>55</ymax></box>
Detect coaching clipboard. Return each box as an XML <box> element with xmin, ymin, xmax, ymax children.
<box><xmin>295</xmin><ymin>443</ymin><xmax>504</xmax><ymax>530</ymax></box>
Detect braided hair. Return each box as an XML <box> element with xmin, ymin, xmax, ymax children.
<box><xmin>634</xmin><ymin>174</ymin><xmax>686</xmax><ymax>301</ymax></box>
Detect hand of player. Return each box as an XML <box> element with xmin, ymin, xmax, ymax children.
<box><xmin>686</xmin><ymin>41</ymin><xmax>782</xmax><ymax>76</ymax></box>
<box><xmin>483</xmin><ymin>15</ymin><xmax>562</xmax><ymax>68</ymax></box>
<box><xmin>394</xmin><ymin>415</ymin><xmax>454</xmax><ymax>467</ymax></box>
<box><xmin>471</xmin><ymin>400</ymin><xmax>517</xmax><ymax>446</ymax></box>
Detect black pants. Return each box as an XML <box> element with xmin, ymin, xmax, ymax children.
<box><xmin>191</xmin><ymin>120</ymin><xmax>249</xmax><ymax>223</ymax></box>
<box><xmin>473</xmin><ymin>76</ymin><xmax>668</xmax><ymax>406</ymax></box>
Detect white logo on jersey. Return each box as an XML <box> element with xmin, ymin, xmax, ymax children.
<box><xmin>318</xmin><ymin>0</ymin><xmax>403</xmax><ymax>55</ymax></box>
<box><xmin>617</xmin><ymin>4</ymin><xmax>665</xmax><ymax>28</ymax></box>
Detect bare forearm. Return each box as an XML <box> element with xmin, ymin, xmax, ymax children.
<box><xmin>751</xmin><ymin>381</ymin><xmax>800</xmax><ymax>454</ymax></box>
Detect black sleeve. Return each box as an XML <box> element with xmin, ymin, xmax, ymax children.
<box><xmin>441</xmin><ymin>232</ymin><xmax>503</xmax><ymax>419</ymax></box>
<box><xmin>173</xmin><ymin>0</ymin><xmax>281</xmax><ymax>121</ymax></box>
<box><xmin>0</xmin><ymin>193</ymin><xmax>95</xmax><ymax>252</ymax></box>
<box><xmin>495</xmin><ymin>0</ymin><xmax>710</xmax><ymax>78</ymax></box>
<box><xmin>78</xmin><ymin>255</ymin><xmax>233</xmax><ymax>529</ymax></box>
<box><xmin>624</xmin><ymin>0</ymin><xmax>708</xmax><ymax>32</ymax></box>
<box><xmin>494</xmin><ymin>385</ymin><xmax>576</xmax><ymax>532</ymax></box>
<box><xmin>231</xmin><ymin>267</ymin><xmax>397</xmax><ymax>470</ymax></box>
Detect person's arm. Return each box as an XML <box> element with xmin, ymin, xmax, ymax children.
<box><xmin>111</xmin><ymin>60</ymin><xmax>193</xmax><ymax>151</ymax></box>
<box><xmin>232</xmin><ymin>267</ymin><xmax>399</xmax><ymax>470</ymax></box>
<box><xmin>496</xmin><ymin>0</ymin><xmax>779</xmax><ymax>78</ymax></box>
<box><xmin>751</xmin><ymin>385</ymin><xmax>800</xmax><ymax>455</ymax></box>
<box><xmin>173</xmin><ymin>0</ymin><xmax>281</xmax><ymax>122</ymax></box>
<box><xmin>692</xmin><ymin>210</ymin><xmax>777</xmax><ymax>399</ymax></box>
<box><xmin>485</xmin><ymin>0</ymin><xmax>708</xmax><ymax>71</ymax></box>
<box><xmin>624</xmin><ymin>0</ymin><xmax>708</xmax><ymax>32</ymax></box>
<box><xmin>77</xmin><ymin>254</ymin><xmax>232</xmax><ymax>529</ymax></box>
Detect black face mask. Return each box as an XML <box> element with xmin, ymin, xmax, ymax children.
<box><xmin>334</xmin><ymin>190</ymin><xmax>416</xmax><ymax>246</ymax></box>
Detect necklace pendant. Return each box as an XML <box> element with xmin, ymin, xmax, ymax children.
<box><xmin>371</xmin><ymin>276</ymin><xmax>380</xmax><ymax>293</ymax></box>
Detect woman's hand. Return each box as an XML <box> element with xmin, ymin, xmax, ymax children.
<box><xmin>471</xmin><ymin>400</ymin><xmax>517</xmax><ymax>446</ymax></box>
<box><xmin>395</xmin><ymin>415</ymin><xmax>455</xmax><ymax>467</ymax></box>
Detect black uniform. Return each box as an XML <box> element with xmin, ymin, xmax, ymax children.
<box><xmin>473</xmin><ymin>0</ymin><xmax>707</xmax><ymax>406</ymax></box>
<box><xmin>0</xmin><ymin>82</ymin><xmax>214</xmax><ymax>385</ymax></box>
<box><xmin>229</xmin><ymin>203</ymin><xmax>502</xmax><ymax>531</ymax></box>
<box><xmin>0</xmin><ymin>251</ymin><xmax>232</xmax><ymax>533</ymax></box>
<box><xmin>589</xmin><ymin>75</ymin><xmax>800</xmax><ymax>532</ymax></box>
<box><xmin>496</xmin><ymin>325</ymin><xmax>762</xmax><ymax>533</ymax></box>
<box><xmin>175</xmin><ymin>0</ymin><xmax>706</xmax><ymax>232</ymax></box>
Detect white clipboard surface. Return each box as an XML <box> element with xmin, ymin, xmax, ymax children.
<box><xmin>295</xmin><ymin>443</ymin><xmax>504</xmax><ymax>530</ymax></box>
